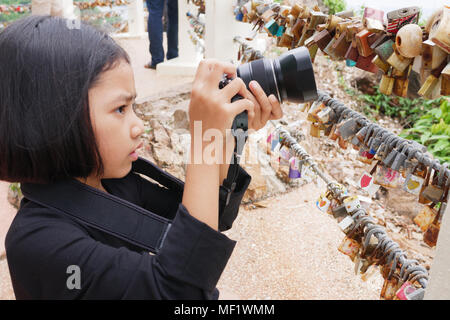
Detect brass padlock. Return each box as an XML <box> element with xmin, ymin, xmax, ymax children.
<box><xmin>418</xmin><ymin>74</ymin><xmax>439</xmax><ymax>97</ymax></box>
<box><xmin>387</xmin><ymin>44</ymin><xmax>413</xmax><ymax>73</ymax></box>
<box><xmin>291</xmin><ymin>18</ymin><xmax>305</xmax><ymax>41</ymax></box>
<box><xmin>325</xmin><ymin>14</ymin><xmax>343</xmax><ymax>31</ymax></box>
<box><xmin>306</xmin><ymin>38</ymin><xmax>319</xmax><ymax>62</ymax></box>
<box><xmin>310</xmin><ymin>122</ymin><xmax>321</xmax><ymax>138</ymax></box>
<box><xmin>372</xmin><ymin>55</ymin><xmax>390</xmax><ymax>73</ymax></box>
<box><xmin>338</xmin><ymin>135</ymin><xmax>348</xmax><ymax>149</ymax></box>
<box><xmin>323</xmin><ymin>37</ymin><xmax>338</xmax><ymax>59</ymax></box>
<box><xmin>306</xmin><ymin>11</ymin><xmax>327</xmax><ymax>31</ymax></box>
<box><xmin>393</xmin><ymin>78</ymin><xmax>409</xmax><ymax>97</ymax></box>
<box><xmin>289</xmin><ymin>3</ymin><xmax>302</xmax><ymax>19</ymax></box>
<box><xmin>441</xmin><ymin>62</ymin><xmax>450</xmax><ymax>96</ymax></box>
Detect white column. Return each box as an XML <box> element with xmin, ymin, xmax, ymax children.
<box><xmin>204</xmin><ymin>0</ymin><xmax>254</xmax><ymax>63</ymax></box>
<box><xmin>424</xmin><ymin>193</ymin><xmax>450</xmax><ymax>299</ymax></box>
<box><xmin>157</xmin><ymin>0</ymin><xmax>202</xmax><ymax>76</ymax></box>
<box><xmin>112</xmin><ymin>0</ymin><xmax>146</xmax><ymax>39</ymax></box>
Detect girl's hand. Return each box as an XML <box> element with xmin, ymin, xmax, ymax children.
<box><xmin>189</xmin><ymin>59</ymin><xmax>255</xmax><ymax>137</ymax></box>
<box><xmin>246</xmin><ymin>80</ymin><xmax>283</xmax><ymax>131</ymax></box>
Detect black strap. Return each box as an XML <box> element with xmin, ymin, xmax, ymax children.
<box><xmin>220</xmin><ymin>111</ymin><xmax>249</xmax><ymax>206</ymax></box>
<box><xmin>20</xmin><ymin>157</ymin><xmax>179</xmax><ymax>254</ymax></box>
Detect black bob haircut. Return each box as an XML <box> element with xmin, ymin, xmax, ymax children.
<box><xmin>0</xmin><ymin>15</ymin><xmax>130</xmax><ymax>184</ymax></box>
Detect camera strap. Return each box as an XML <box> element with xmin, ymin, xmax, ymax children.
<box><xmin>219</xmin><ymin>113</ymin><xmax>248</xmax><ymax>207</ymax></box>
<box><xmin>20</xmin><ymin>157</ymin><xmax>183</xmax><ymax>254</ymax></box>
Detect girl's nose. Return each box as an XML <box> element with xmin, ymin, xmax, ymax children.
<box><xmin>131</xmin><ymin>119</ymin><xmax>144</xmax><ymax>138</ymax></box>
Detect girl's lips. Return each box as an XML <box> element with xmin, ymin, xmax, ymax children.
<box><xmin>130</xmin><ymin>142</ymin><xmax>143</xmax><ymax>155</ymax></box>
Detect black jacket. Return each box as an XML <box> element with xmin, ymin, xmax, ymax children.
<box><xmin>5</xmin><ymin>162</ymin><xmax>251</xmax><ymax>300</ymax></box>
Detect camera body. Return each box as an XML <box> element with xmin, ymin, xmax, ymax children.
<box><xmin>220</xmin><ymin>46</ymin><xmax>318</xmax><ymax>133</ymax></box>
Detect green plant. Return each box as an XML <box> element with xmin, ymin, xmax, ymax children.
<box><xmin>400</xmin><ymin>99</ymin><xmax>450</xmax><ymax>163</ymax></box>
<box><xmin>323</xmin><ymin>0</ymin><xmax>346</xmax><ymax>15</ymax></box>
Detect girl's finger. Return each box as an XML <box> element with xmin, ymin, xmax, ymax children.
<box><xmin>221</xmin><ymin>77</ymin><xmax>249</xmax><ymax>101</ymax></box>
<box><xmin>228</xmin><ymin>98</ymin><xmax>254</xmax><ymax>120</ymax></box>
<box><xmin>249</xmin><ymin>81</ymin><xmax>272</xmax><ymax>125</ymax></box>
<box><xmin>269</xmin><ymin>94</ymin><xmax>283</xmax><ymax>119</ymax></box>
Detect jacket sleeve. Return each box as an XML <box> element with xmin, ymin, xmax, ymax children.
<box><xmin>5</xmin><ymin>203</ymin><xmax>235</xmax><ymax>300</ymax></box>
<box><xmin>138</xmin><ymin>165</ymin><xmax>252</xmax><ymax>231</ymax></box>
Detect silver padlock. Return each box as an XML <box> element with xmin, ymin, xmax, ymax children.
<box><xmin>338</xmin><ymin>118</ymin><xmax>359</xmax><ymax>140</ymax></box>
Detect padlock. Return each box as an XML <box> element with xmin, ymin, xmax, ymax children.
<box><xmin>386</xmin><ymin>6</ymin><xmax>420</xmax><ymax>34</ymax></box>
<box><xmin>338</xmin><ymin>236</ymin><xmax>361</xmax><ymax>261</ymax></box>
<box><xmin>414</xmin><ymin>205</ymin><xmax>437</xmax><ymax>232</ymax></box>
<box><xmin>337</xmin><ymin>118</ymin><xmax>358</xmax><ymax>140</ymax></box>
<box><xmin>314</xmin><ymin>29</ymin><xmax>332</xmax><ymax>51</ymax></box>
<box><xmin>370</xmin><ymin>34</ymin><xmax>390</xmax><ymax>51</ymax></box>
<box><xmin>418</xmin><ymin>74</ymin><xmax>439</xmax><ymax>97</ymax></box>
<box><xmin>316</xmin><ymin>107</ymin><xmax>336</xmax><ymax>124</ymax></box>
<box><xmin>289</xmin><ymin>157</ymin><xmax>302</xmax><ymax>179</ymax></box>
<box><xmin>264</xmin><ymin>19</ymin><xmax>279</xmax><ymax>36</ymax></box>
<box><xmin>309</xmin><ymin>122</ymin><xmax>321</xmax><ymax>138</ymax></box>
<box><xmin>357</xmin><ymin>146</ymin><xmax>375</xmax><ymax>164</ymax></box>
<box><xmin>325</xmin><ymin>14</ymin><xmax>343</xmax><ymax>31</ymax></box>
<box><xmin>403</xmin><ymin>168</ymin><xmax>426</xmax><ymax>196</ymax></box>
<box><xmin>374</xmin><ymin>165</ymin><xmax>401</xmax><ymax>188</ymax></box>
<box><xmin>387</xmin><ymin>45</ymin><xmax>413</xmax><ymax>73</ymax></box>
<box><xmin>291</xmin><ymin>18</ymin><xmax>305</xmax><ymax>41</ymax></box>
<box><xmin>379</xmin><ymin>74</ymin><xmax>395</xmax><ymax>95</ymax></box>
<box><xmin>335</xmin><ymin>20</ymin><xmax>353</xmax><ymax>40</ymax></box>
<box><xmin>338</xmin><ymin>136</ymin><xmax>348</xmax><ymax>149</ymax></box>
<box><xmin>306</xmin><ymin>11</ymin><xmax>327</xmax><ymax>31</ymax></box>
<box><xmin>395</xmin><ymin>282</ymin><xmax>425</xmax><ymax>300</ymax></box>
<box><xmin>307</xmin><ymin>101</ymin><xmax>325</xmax><ymax>122</ymax></box>
<box><xmin>332</xmin><ymin>31</ymin><xmax>351</xmax><ymax>59</ymax></box>
<box><xmin>355</xmin><ymin>54</ymin><xmax>378</xmax><ymax>73</ymax></box>
<box><xmin>316</xmin><ymin>192</ymin><xmax>332</xmax><ymax>212</ymax></box>
<box><xmin>343</xmin><ymin>195</ymin><xmax>362</xmax><ymax>213</ymax></box>
<box><xmin>298</xmin><ymin>29</ymin><xmax>315</xmax><ymax>47</ymax></box>
<box><xmin>421</xmin><ymin>184</ymin><xmax>444</xmax><ymax>204</ymax></box>
<box><xmin>423</xmin><ymin>218</ymin><xmax>441</xmax><ymax>247</ymax></box>
<box><xmin>279</xmin><ymin>32</ymin><xmax>294</xmax><ymax>47</ymax></box>
<box><xmin>344</xmin><ymin>45</ymin><xmax>359</xmax><ymax>62</ymax></box>
<box><xmin>305</xmin><ymin>36</ymin><xmax>319</xmax><ymax>62</ymax></box>
<box><xmin>355</xmin><ymin>29</ymin><xmax>374</xmax><ymax>57</ymax></box>
<box><xmin>395</xmin><ymin>24</ymin><xmax>423</xmax><ymax>58</ymax></box>
<box><xmin>323</xmin><ymin>37</ymin><xmax>338</xmax><ymax>59</ymax></box>
<box><xmin>381</xmin><ymin>275</ymin><xmax>402</xmax><ymax>300</ymax></box>
<box><xmin>276</xmin><ymin>25</ymin><xmax>285</xmax><ymax>38</ymax></box>
<box><xmin>374</xmin><ymin>39</ymin><xmax>395</xmax><ymax>62</ymax></box>
<box><xmin>429</xmin><ymin>6</ymin><xmax>450</xmax><ymax>54</ymax></box>
<box><xmin>363</xmin><ymin>7</ymin><xmax>384</xmax><ymax>32</ymax></box>
<box><xmin>328</xmin><ymin>124</ymin><xmax>339</xmax><ymax>141</ymax></box>
<box><xmin>338</xmin><ymin>216</ymin><xmax>355</xmax><ymax>233</ymax></box>
<box><xmin>346</xmin><ymin>22</ymin><xmax>364</xmax><ymax>42</ymax></box>
<box><xmin>390</xmin><ymin>147</ymin><xmax>408</xmax><ymax>172</ymax></box>
<box><xmin>332</xmin><ymin>203</ymin><xmax>348</xmax><ymax>220</ymax></box>
<box><xmin>393</xmin><ymin>78</ymin><xmax>409</xmax><ymax>97</ymax></box>
<box><xmin>359</xmin><ymin>170</ymin><xmax>381</xmax><ymax>196</ymax></box>
<box><xmin>297</xmin><ymin>5</ymin><xmax>311</xmax><ymax>19</ymax></box>
<box><xmin>441</xmin><ymin>62</ymin><xmax>450</xmax><ymax>96</ymax></box>
<box><xmin>372</xmin><ymin>55</ymin><xmax>390</xmax><ymax>73</ymax></box>
<box><xmin>289</xmin><ymin>3</ymin><xmax>302</xmax><ymax>19</ymax></box>
<box><xmin>422</xmin><ymin>39</ymin><xmax>447</xmax><ymax>70</ymax></box>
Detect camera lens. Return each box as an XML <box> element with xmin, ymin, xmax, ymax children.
<box><xmin>237</xmin><ymin>46</ymin><xmax>318</xmax><ymax>104</ymax></box>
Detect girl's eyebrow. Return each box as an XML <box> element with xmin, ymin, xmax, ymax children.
<box><xmin>109</xmin><ymin>93</ymin><xmax>137</xmax><ymax>106</ymax></box>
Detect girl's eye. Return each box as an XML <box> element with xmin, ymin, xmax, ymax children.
<box><xmin>116</xmin><ymin>105</ymin><xmax>126</xmax><ymax>114</ymax></box>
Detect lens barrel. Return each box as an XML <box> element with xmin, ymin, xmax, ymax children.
<box><xmin>237</xmin><ymin>46</ymin><xmax>317</xmax><ymax>104</ymax></box>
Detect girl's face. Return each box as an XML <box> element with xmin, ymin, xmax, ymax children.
<box><xmin>88</xmin><ymin>59</ymin><xmax>144</xmax><ymax>180</ymax></box>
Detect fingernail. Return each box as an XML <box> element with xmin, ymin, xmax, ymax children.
<box><xmin>249</xmin><ymin>81</ymin><xmax>257</xmax><ymax>89</ymax></box>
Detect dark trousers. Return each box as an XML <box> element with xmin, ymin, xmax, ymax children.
<box><xmin>146</xmin><ymin>0</ymin><xmax>179</xmax><ymax>66</ymax></box>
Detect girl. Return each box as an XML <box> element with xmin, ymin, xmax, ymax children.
<box><xmin>0</xmin><ymin>15</ymin><xmax>282</xmax><ymax>299</ymax></box>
